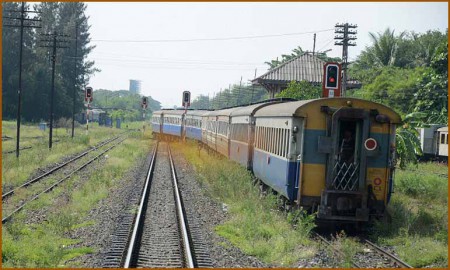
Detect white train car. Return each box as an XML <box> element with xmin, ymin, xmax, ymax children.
<box><xmin>437</xmin><ymin>126</ymin><xmax>448</xmax><ymax>159</ymax></box>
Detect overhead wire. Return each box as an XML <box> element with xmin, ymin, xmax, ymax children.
<box><xmin>91</xmin><ymin>28</ymin><xmax>334</xmax><ymax>43</ymax></box>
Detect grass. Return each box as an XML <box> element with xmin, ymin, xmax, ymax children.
<box><xmin>370</xmin><ymin>162</ymin><xmax>448</xmax><ymax>267</ymax></box>
<box><xmin>326</xmin><ymin>231</ymin><xmax>361</xmax><ymax>268</ymax></box>
<box><xmin>172</xmin><ymin>141</ymin><xmax>317</xmax><ymax>266</ymax></box>
<box><xmin>2</xmin><ymin>122</ymin><xmax>153</xmax><ymax>267</ymax></box>
<box><xmin>1</xmin><ymin>120</ymin><xmax>143</xmax><ymax>191</ymax></box>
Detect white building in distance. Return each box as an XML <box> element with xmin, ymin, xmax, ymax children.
<box><xmin>129</xmin><ymin>79</ymin><xmax>141</xmax><ymax>94</ymax></box>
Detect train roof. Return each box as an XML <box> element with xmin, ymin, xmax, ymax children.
<box><xmin>205</xmin><ymin>107</ymin><xmax>243</xmax><ymax>117</ymax></box>
<box><xmin>437</xmin><ymin>126</ymin><xmax>448</xmax><ymax>132</ymax></box>
<box><xmin>186</xmin><ymin>110</ymin><xmax>209</xmax><ymax>116</ymax></box>
<box><xmin>160</xmin><ymin>109</ymin><xmax>185</xmax><ymax>115</ymax></box>
<box><xmin>254</xmin><ymin>97</ymin><xmax>402</xmax><ymax>124</ymax></box>
<box><xmin>230</xmin><ymin>99</ymin><xmax>291</xmax><ymax>117</ymax></box>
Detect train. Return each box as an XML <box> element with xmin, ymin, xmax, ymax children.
<box><xmin>151</xmin><ymin>97</ymin><xmax>402</xmax><ymax>224</ymax></box>
<box><xmin>418</xmin><ymin>125</ymin><xmax>448</xmax><ymax>161</ymax></box>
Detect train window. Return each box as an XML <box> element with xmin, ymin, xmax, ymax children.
<box><xmin>278</xmin><ymin>128</ymin><xmax>282</xmax><ymax>157</ymax></box>
<box><xmin>270</xmin><ymin>128</ymin><xmax>274</xmax><ymax>154</ymax></box>
<box><xmin>441</xmin><ymin>134</ymin><xmax>445</xmax><ymax>144</ymax></box>
<box><xmin>275</xmin><ymin>128</ymin><xmax>278</xmax><ymax>155</ymax></box>
<box><xmin>275</xmin><ymin>128</ymin><xmax>279</xmax><ymax>156</ymax></box>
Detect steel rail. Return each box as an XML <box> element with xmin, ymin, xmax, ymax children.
<box><xmin>124</xmin><ymin>143</ymin><xmax>158</xmax><ymax>268</ymax></box>
<box><xmin>168</xmin><ymin>145</ymin><xmax>195</xmax><ymax>268</ymax></box>
<box><xmin>364</xmin><ymin>239</ymin><xmax>413</xmax><ymax>268</ymax></box>
<box><xmin>2</xmin><ymin>135</ymin><xmax>121</xmax><ymax>199</ymax></box>
<box><xmin>313</xmin><ymin>232</ymin><xmax>361</xmax><ymax>268</ymax></box>
<box><xmin>2</xmin><ymin>137</ymin><xmax>127</xmax><ymax>224</ymax></box>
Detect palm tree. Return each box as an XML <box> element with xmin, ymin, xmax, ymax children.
<box><xmin>368</xmin><ymin>28</ymin><xmax>406</xmax><ymax>67</ymax></box>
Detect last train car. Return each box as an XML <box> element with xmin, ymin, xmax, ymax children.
<box><xmin>162</xmin><ymin>109</ymin><xmax>184</xmax><ymax>138</ymax></box>
<box><xmin>252</xmin><ymin>97</ymin><xmax>401</xmax><ymax>222</ymax></box>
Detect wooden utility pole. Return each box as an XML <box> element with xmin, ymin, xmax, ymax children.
<box><xmin>251</xmin><ymin>68</ymin><xmax>257</xmax><ymax>103</ymax></box>
<box><xmin>3</xmin><ymin>2</ymin><xmax>41</xmax><ymax>157</ymax></box>
<box><xmin>334</xmin><ymin>23</ymin><xmax>357</xmax><ymax>97</ymax></box>
<box><xmin>313</xmin><ymin>33</ymin><xmax>316</xmax><ymax>56</ymax></box>
<box><xmin>40</xmin><ymin>31</ymin><xmax>70</xmax><ymax>149</ymax></box>
<box><xmin>72</xmin><ymin>22</ymin><xmax>79</xmax><ymax>138</ymax></box>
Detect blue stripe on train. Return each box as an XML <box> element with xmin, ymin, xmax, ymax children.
<box><xmin>303</xmin><ymin>129</ymin><xmax>327</xmax><ymax>164</ymax></box>
<box><xmin>252</xmin><ymin>149</ymin><xmax>298</xmax><ymax>200</ymax></box>
<box><xmin>186</xmin><ymin>126</ymin><xmax>202</xmax><ymax>141</ymax></box>
<box><xmin>367</xmin><ymin>133</ymin><xmax>389</xmax><ymax>168</ymax></box>
<box><xmin>302</xmin><ymin>129</ymin><xmax>390</xmax><ymax>168</ymax></box>
<box><xmin>163</xmin><ymin>123</ymin><xmax>182</xmax><ymax>137</ymax></box>
<box><xmin>152</xmin><ymin>123</ymin><xmax>160</xmax><ymax>133</ymax></box>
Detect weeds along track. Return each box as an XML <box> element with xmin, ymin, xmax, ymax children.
<box><xmin>314</xmin><ymin>232</ymin><xmax>412</xmax><ymax>268</ymax></box>
<box><xmin>1</xmin><ymin>135</ymin><xmax>128</xmax><ymax>224</ymax></box>
<box><xmin>103</xmin><ymin>141</ymin><xmax>212</xmax><ymax>268</ymax></box>
<box><xmin>354</xmin><ymin>238</ymin><xmax>412</xmax><ymax>268</ymax></box>
<box><xmin>2</xmin><ymin>134</ymin><xmax>124</xmax><ymax>198</ymax></box>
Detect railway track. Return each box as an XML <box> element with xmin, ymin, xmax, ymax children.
<box><xmin>2</xmin><ymin>136</ymin><xmax>127</xmax><ymax>224</ymax></box>
<box><xmin>314</xmin><ymin>232</ymin><xmax>412</xmax><ymax>268</ymax></box>
<box><xmin>103</xmin><ymin>142</ymin><xmax>213</xmax><ymax>268</ymax></box>
<box><xmin>2</xmin><ymin>135</ymin><xmax>122</xmax><ymax>199</ymax></box>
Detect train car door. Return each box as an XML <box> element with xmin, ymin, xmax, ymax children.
<box><xmin>318</xmin><ymin>107</ymin><xmax>371</xmax><ymax>221</ymax></box>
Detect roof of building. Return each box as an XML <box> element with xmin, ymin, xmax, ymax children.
<box><xmin>252</xmin><ymin>53</ymin><xmax>326</xmax><ymax>85</ymax></box>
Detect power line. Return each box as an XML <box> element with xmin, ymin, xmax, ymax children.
<box><xmin>89</xmin><ymin>52</ymin><xmax>266</xmax><ymax>65</ymax></box>
<box><xmin>91</xmin><ymin>28</ymin><xmax>334</xmax><ymax>43</ymax></box>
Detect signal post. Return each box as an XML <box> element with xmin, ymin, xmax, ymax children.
<box><xmin>182</xmin><ymin>91</ymin><xmax>191</xmax><ymax>141</ymax></box>
<box><xmin>85</xmin><ymin>87</ymin><xmax>93</xmax><ymax>134</ymax></box>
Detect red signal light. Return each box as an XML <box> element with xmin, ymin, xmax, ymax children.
<box><xmin>329</xmin><ymin>77</ymin><xmax>335</xmax><ymax>83</ymax></box>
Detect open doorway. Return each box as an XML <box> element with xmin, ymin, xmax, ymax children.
<box><xmin>332</xmin><ymin>119</ymin><xmax>363</xmax><ymax>191</ymax></box>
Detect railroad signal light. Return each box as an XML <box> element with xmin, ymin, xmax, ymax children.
<box><xmin>322</xmin><ymin>63</ymin><xmax>342</xmax><ymax>98</ymax></box>
<box><xmin>142</xmin><ymin>97</ymin><xmax>148</xmax><ymax>109</ymax></box>
<box><xmin>85</xmin><ymin>87</ymin><xmax>93</xmax><ymax>102</ymax></box>
<box><xmin>325</xmin><ymin>64</ymin><xmax>339</xmax><ymax>89</ymax></box>
<box><xmin>182</xmin><ymin>91</ymin><xmax>191</xmax><ymax>107</ymax></box>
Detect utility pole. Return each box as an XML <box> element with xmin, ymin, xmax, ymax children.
<box><xmin>313</xmin><ymin>33</ymin><xmax>316</xmax><ymax>56</ymax></box>
<box><xmin>237</xmin><ymin>77</ymin><xmax>242</xmax><ymax>106</ymax></box>
<box><xmin>40</xmin><ymin>31</ymin><xmax>70</xmax><ymax>149</ymax></box>
<box><xmin>72</xmin><ymin>22</ymin><xmax>79</xmax><ymax>138</ymax></box>
<box><xmin>334</xmin><ymin>23</ymin><xmax>357</xmax><ymax>97</ymax></box>
<box><xmin>3</xmin><ymin>2</ymin><xmax>41</xmax><ymax>157</ymax></box>
<box><xmin>251</xmin><ymin>68</ymin><xmax>257</xmax><ymax>103</ymax></box>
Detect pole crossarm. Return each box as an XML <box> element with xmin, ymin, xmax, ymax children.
<box><xmin>334</xmin><ymin>22</ymin><xmax>358</xmax><ymax>97</ymax></box>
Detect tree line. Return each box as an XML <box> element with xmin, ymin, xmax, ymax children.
<box><xmin>2</xmin><ymin>2</ymin><xmax>96</xmax><ymax>123</ymax></box>
<box><xmin>190</xmin><ymin>84</ymin><xmax>268</xmax><ymax>110</ymax></box>
<box><xmin>91</xmin><ymin>89</ymin><xmax>161</xmax><ymax>122</ymax></box>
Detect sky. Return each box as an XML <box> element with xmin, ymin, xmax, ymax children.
<box><xmin>85</xmin><ymin>2</ymin><xmax>448</xmax><ymax>108</ymax></box>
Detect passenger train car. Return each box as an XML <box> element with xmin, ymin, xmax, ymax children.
<box><xmin>418</xmin><ymin>125</ymin><xmax>448</xmax><ymax>161</ymax></box>
<box><xmin>152</xmin><ymin>97</ymin><xmax>402</xmax><ymax>223</ymax></box>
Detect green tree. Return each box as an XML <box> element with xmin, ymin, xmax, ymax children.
<box><xmin>395</xmin><ymin>112</ymin><xmax>426</xmax><ymax>169</ymax></box>
<box><xmin>275</xmin><ymin>81</ymin><xmax>321</xmax><ymax>100</ymax></box>
<box><xmin>2</xmin><ymin>2</ymin><xmax>96</xmax><ymax>122</ymax></box>
<box><xmin>349</xmin><ymin>66</ymin><xmax>425</xmax><ymax>115</ymax></box>
<box><xmin>413</xmin><ymin>41</ymin><xmax>448</xmax><ymax>124</ymax></box>
<box><xmin>368</xmin><ymin>28</ymin><xmax>406</xmax><ymax>67</ymax></box>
